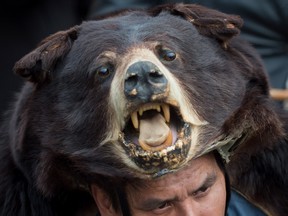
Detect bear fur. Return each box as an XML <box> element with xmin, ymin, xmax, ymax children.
<box><xmin>0</xmin><ymin>3</ymin><xmax>287</xmax><ymax>216</ymax></box>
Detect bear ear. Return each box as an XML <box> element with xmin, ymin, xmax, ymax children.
<box><xmin>149</xmin><ymin>3</ymin><xmax>243</xmax><ymax>48</ymax></box>
<box><xmin>13</xmin><ymin>26</ymin><xmax>79</xmax><ymax>84</ymax></box>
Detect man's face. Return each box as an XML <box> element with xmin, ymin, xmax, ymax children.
<box><xmin>125</xmin><ymin>153</ymin><xmax>226</xmax><ymax>216</ymax></box>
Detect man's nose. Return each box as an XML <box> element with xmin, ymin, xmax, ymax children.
<box><xmin>177</xmin><ymin>198</ymin><xmax>197</xmax><ymax>216</ymax></box>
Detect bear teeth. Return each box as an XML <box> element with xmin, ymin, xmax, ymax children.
<box><xmin>162</xmin><ymin>104</ymin><xmax>170</xmax><ymax>123</ymax></box>
<box><xmin>130</xmin><ymin>103</ymin><xmax>170</xmax><ymax>129</ymax></box>
<box><xmin>131</xmin><ymin>111</ymin><xmax>139</xmax><ymax>129</ymax></box>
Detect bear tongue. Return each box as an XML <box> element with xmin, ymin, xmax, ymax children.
<box><xmin>138</xmin><ymin>113</ymin><xmax>171</xmax><ymax>149</ymax></box>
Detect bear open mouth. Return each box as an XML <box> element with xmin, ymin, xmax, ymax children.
<box><xmin>130</xmin><ymin>103</ymin><xmax>173</xmax><ymax>151</ymax></box>
<box><xmin>119</xmin><ymin>102</ymin><xmax>192</xmax><ymax>175</ymax></box>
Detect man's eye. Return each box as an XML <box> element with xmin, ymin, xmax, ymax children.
<box><xmin>158</xmin><ymin>202</ymin><xmax>170</xmax><ymax>209</ymax></box>
<box><xmin>152</xmin><ymin>202</ymin><xmax>172</xmax><ymax>214</ymax></box>
<box><xmin>193</xmin><ymin>186</ymin><xmax>210</xmax><ymax>198</ymax></box>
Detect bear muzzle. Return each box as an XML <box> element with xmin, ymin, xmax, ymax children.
<box><xmin>117</xmin><ymin>60</ymin><xmax>193</xmax><ymax>176</ymax></box>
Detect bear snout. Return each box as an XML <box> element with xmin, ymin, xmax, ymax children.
<box><xmin>124</xmin><ymin>61</ymin><xmax>168</xmax><ymax>102</ymax></box>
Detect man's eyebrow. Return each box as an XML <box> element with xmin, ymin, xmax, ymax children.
<box><xmin>189</xmin><ymin>172</ymin><xmax>217</xmax><ymax>195</ymax></box>
<box><xmin>138</xmin><ymin>197</ymin><xmax>177</xmax><ymax>211</ymax></box>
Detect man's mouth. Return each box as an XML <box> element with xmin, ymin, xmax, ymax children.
<box><xmin>119</xmin><ymin>102</ymin><xmax>192</xmax><ymax>175</ymax></box>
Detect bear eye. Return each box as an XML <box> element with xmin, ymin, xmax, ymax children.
<box><xmin>157</xmin><ymin>48</ymin><xmax>177</xmax><ymax>62</ymax></box>
<box><xmin>96</xmin><ymin>65</ymin><xmax>112</xmax><ymax>78</ymax></box>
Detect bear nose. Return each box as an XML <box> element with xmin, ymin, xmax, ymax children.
<box><xmin>124</xmin><ymin>61</ymin><xmax>168</xmax><ymax>102</ymax></box>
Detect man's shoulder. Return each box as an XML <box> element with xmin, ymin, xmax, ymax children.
<box><xmin>227</xmin><ymin>190</ymin><xmax>267</xmax><ymax>216</ymax></box>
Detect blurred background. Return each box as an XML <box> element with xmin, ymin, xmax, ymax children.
<box><xmin>0</xmin><ymin>0</ymin><xmax>95</xmax><ymax>116</ymax></box>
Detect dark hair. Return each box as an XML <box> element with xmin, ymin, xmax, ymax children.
<box><xmin>214</xmin><ymin>150</ymin><xmax>231</xmax><ymax>215</ymax></box>
<box><xmin>93</xmin><ymin>174</ymin><xmax>134</xmax><ymax>216</ymax></box>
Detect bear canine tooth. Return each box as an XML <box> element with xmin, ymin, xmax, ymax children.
<box><xmin>139</xmin><ymin>108</ymin><xmax>143</xmax><ymax>116</ymax></box>
<box><xmin>161</xmin><ymin>104</ymin><xmax>170</xmax><ymax>123</ymax></box>
<box><xmin>131</xmin><ymin>111</ymin><xmax>139</xmax><ymax>129</ymax></box>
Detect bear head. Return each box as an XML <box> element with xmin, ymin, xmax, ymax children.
<box><xmin>10</xmin><ymin>4</ymin><xmax>283</xmax><ymax>199</ymax></box>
